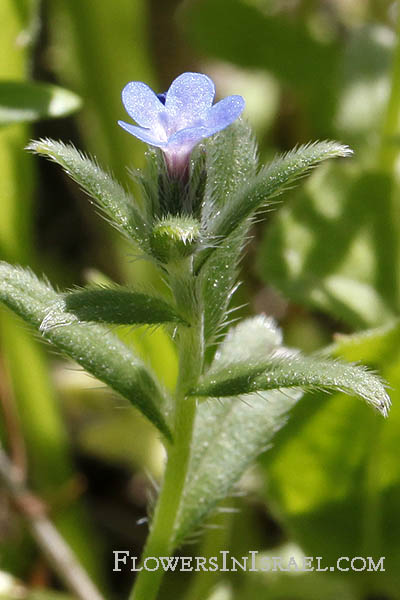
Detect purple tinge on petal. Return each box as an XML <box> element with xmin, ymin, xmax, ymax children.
<box><xmin>121</xmin><ymin>81</ymin><xmax>166</xmax><ymax>130</ymax></box>
<box><xmin>119</xmin><ymin>74</ymin><xmax>245</xmax><ymax>177</ymax></box>
<box><xmin>205</xmin><ymin>95</ymin><xmax>245</xmax><ymax>135</ymax></box>
<box><xmin>167</xmin><ymin>125</ymin><xmax>211</xmax><ymax>151</ymax></box>
<box><xmin>165</xmin><ymin>72</ymin><xmax>215</xmax><ymax>130</ymax></box>
<box><xmin>118</xmin><ymin>121</ymin><xmax>168</xmax><ymax>148</ymax></box>
<box><xmin>163</xmin><ymin>126</ymin><xmax>210</xmax><ymax>178</ymax></box>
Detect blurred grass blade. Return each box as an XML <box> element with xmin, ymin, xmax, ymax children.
<box><xmin>48</xmin><ymin>0</ymin><xmax>155</xmax><ymax>183</ymax></box>
<box><xmin>0</xmin><ymin>262</ymin><xmax>172</xmax><ymax>441</ymax></box>
<box><xmin>173</xmin><ymin>316</ymin><xmax>301</xmax><ymax>547</ymax></box>
<box><xmin>0</xmin><ymin>80</ymin><xmax>82</xmax><ymax>125</ymax></box>
<box><xmin>27</xmin><ymin>139</ymin><xmax>150</xmax><ymax>249</ymax></box>
<box><xmin>196</xmin><ymin>141</ymin><xmax>352</xmax><ymax>272</ymax></box>
<box><xmin>40</xmin><ymin>286</ymin><xmax>186</xmax><ymax>329</ymax></box>
<box><xmin>191</xmin><ymin>352</ymin><xmax>390</xmax><ymax>417</ymax></box>
<box><xmin>0</xmin><ymin>0</ymin><xmax>103</xmax><ymax>581</ymax></box>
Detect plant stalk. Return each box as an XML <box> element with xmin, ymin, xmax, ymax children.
<box><xmin>130</xmin><ymin>263</ymin><xmax>203</xmax><ymax>600</ymax></box>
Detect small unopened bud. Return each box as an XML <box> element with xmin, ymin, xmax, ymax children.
<box><xmin>150</xmin><ymin>216</ymin><xmax>200</xmax><ymax>263</ymax></box>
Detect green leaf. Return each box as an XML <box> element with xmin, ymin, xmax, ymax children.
<box><xmin>200</xmin><ymin>119</ymin><xmax>258</xmax><ymax>342</ymax></box>
<box><xmin>196</xmin><ymin>141</ymin><xmax>351</xmax><ymax>272</ymax></box>
<box><xmin>173</xmin><ymin>316</ymin><xmax>301</xmax><ymax>547</ymax></box>
<box><xmin>258</xmin><ymin>167</ymin><xmax>399</xmax><ymax>329</ymax></box>
<box><xmin>0</xmin><ymin>80</ymin><xmax>82</xmax><ymax>125</ymax></box>
<box><xmin>0</xmin><ymin>262</ymin><xmax>172</xmax><ymax>441</ymax></box>
<box><xmin>261</xmin><ymin>320</ymin><xmax>400</xmax><ymax>594</ymax></box>
<box><xmin>133</xmin><ymin>148</ymin><xmax>164</xmax><ymax>220</ymax></box>
<box><xmin>201</xmin><ymin>118</ymin><xmax>258</xmax><ymax>224</ymax></box>
<box><xmin>27</xmin><ymin>139</ymin><xmax>150</xmax><ymax>249</ymax></box>
<box><xmin>192</xmin><ymin>350</ymin><xmax>390</xmax><ymax>418</ymax></box>
<box><xmin>40</xmin><ymin>285</ymin><xmax>186</xmax><ymax>329</ymax></box>
<box><xmin>201</xmin><ymin>225</ymin><xmax>247</xmax><ymax>344</ymax></box>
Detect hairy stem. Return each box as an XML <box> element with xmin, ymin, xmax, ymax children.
<box><xmin>130</xmin><ymin>263</ymin><xmax>203</xmax><ymax>600</ymax></box>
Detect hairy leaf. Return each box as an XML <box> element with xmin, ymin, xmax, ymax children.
<box><xmin>196</xmin><ymin>141</ymin><xmax>351</xmax><ymax>272</ymax></box>
<box><xmin>192</xmin><ymin>352</ymin><xmax>390</xmax><ymax>418</ymax></box>
<box><xmin>173</xmin><ymin>316</ymin><xmax>301</xmax><ymax>546</ymax></box>
<box><xmin>0</xmin><ymin>262</ymin><xmax>171</xmax><ymax>440</ymax></box>
<box><xmin>200</xmin><ymin>225</ymin><xmax>247</xmax><ymax>344</ymax></box>
<box><xmin>27</xmin><ymin>139</ymin><xmax>150</xmax><ymax>249</ymax></box>
<box><xmin>200</xmin><ymin>120</ymin><xmax>258</xmax><ymax>342</ymax></box>
<box><xmin>40</xmin><ymin>286</ymin><xmax>186</xmax><ymax>329</ymax></box>
<box><xmin>201</xmin><ymin>118</ymin><xmax>258</xmax><ymax>224</ymax></box>
<box><xmin>133</xmin><ymin>148</ymin><xmax>164</xmax><ymax>220</ymax></box>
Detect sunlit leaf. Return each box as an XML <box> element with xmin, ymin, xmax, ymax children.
<box><xmin>40</xmin><ymin>285</ymin><xmax>186</xmax><ymax>329</ymax></box>
<box><xmin>0</xmin><ymin>80</ymin><xmax>82</xmax><ymax>125</ymax></box>
<box><xmin>200</xmin><ymin>120</ymin><xmax>258</xmax><ymax>342</ymax></box>
<box><xmin>258</xmin><ymin>166</ymin><xmax>399</xmax><ymax>328</ymax></box>
<box><xmin>261</xmin><ymin>320</ymin><xmax>400</xmax><ymax>593</ymax></box>
<box><xmin>192</xmin><ymin>351</ymin><xmax>390</xmax><ymax>418</ymax></box>
<box><xmin>0</xmin><ymin>262</ymin><xmax>172</xmax><ymax>440</ymax></box>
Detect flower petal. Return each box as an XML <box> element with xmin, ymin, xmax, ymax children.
<box><xmin>118</xmin><ymin>121</ymin><xmax>167</xmax><ymax>148</ymax></box>
<box><xmin>121</xmin><ymin>81</ymin><xmax>166</xmax><ymax>129</ymax></box>
<box><xmin>205</xmin><ymin>95</ymin><xmax>245</xmax><ymax>134</ymax></box>
<box><xmin>165</xmin><ymin>72</ymin><xmax>215</xmax><ymax>129</ymax></box>
<box><xmin>167</xmin><ymin>125</ymin><xmax>210</xmax><ymax>151</ymax></box>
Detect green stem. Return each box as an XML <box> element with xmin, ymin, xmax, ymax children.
<box><xmin>129</xmin><ymin>264</ymin><xmax>203</xmax><ymax>600</ymax></box>
<box><xmin>378</xmin><ymin>2</ymin><xmax>400</xmax><ymax>172</ymax></box>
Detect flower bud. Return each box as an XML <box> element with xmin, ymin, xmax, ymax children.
<box><xmin>150</xmin><ymin>216</ymin><xmax>200</xmax><ymax>263</ymax></box>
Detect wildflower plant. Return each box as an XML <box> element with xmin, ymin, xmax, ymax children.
<box><xmin>0</xmin><ymin>72</ymin><xmax>390</xmax><ymax>600</ymax></box>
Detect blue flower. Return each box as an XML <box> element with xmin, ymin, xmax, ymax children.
<box><xmin>118</xmin><ymin>72</ymin><xmax>245</xmax><ymax>177</ymax></box>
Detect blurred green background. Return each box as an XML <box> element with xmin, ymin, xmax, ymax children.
<box><xmin>1</xmin><ymin>0</ymin><xmax>400</xmax><ymax>599</ymax></box>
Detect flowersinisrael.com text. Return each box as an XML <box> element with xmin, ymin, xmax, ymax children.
<box><xmin>113</xmin><ymin>551</ymin><xmax>385</xmax><ymax>573</ymax></box>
